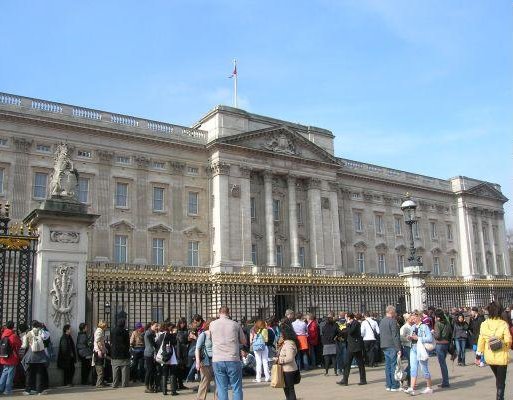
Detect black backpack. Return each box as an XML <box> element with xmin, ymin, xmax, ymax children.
<box><xmin>0</xmin><ymin>336</ymin><xmax>12</xmax><ymax>358</ymax></box>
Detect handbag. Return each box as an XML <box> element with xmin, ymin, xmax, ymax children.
<box><xmin>271</xmin><ymin>363</ymin><xmax>285</xmax><ymax>388</ymax></box>
<box><xmin>424</xmin><ymin>342</ymin><xmax>436</xmax><ymax>352</ymax></box>
<box><xmin>488</xmin><ymin>326</ymin><xmax>503</xmax><ymax>352</ymax></box>
<box><xmin>394</xmin><ymin>357</ymin><xmax>405</xmax><ymax>382</ymax></box>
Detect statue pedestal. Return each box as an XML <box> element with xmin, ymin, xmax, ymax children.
<box><xmin>399</xmin><ymin>266</ymin><xmax>431</xmax><ymax>312</ymax></box>
<box><xmin>24</xmin><ymin>197</ymin><xmax>99</xmax><ymax>384</ymax></box>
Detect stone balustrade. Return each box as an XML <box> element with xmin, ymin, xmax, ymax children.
<box><xmin>0</xmin><ymin>92</ymin><xmax>208</xmax><ymax>144</ymax></box>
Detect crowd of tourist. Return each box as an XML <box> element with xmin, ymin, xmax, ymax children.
<box><xmin>0</xmin><ymin>301</ymin><xmax>512</xmax><ymax>399</ymax></box>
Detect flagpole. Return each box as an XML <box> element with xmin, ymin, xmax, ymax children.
<box><xmin>233</xmin><ymin>58</ymin><xmax>238</xmax><ymax>108</ymax></box>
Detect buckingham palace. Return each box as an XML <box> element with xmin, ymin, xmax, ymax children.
<box><xmin>0</xmin><ymin>91</ymin><xmax>511</xmax><ymax>324</ymax></box>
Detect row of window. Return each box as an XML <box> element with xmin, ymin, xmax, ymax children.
<box><xmin>355</xmin><ymin>252</ymin><xmax>457</xmax><ymax>275</ymax></box>
<box><xmin>353</xmin><ymin>211</ymin><xmax>454</xmax><ymax>240</ymax></box>
<box><xmin>250</xmin><ymin>244</ymin><xmax>306</xmax><ymax>267</ymax></box>
<box><xmin>250</xmin><ymin>198</ymin><xmax>304</xmax><ymax>223</ymax></box>
<box><xmin>14</xmin><ymin>171</ymin><xmax>201</xmax><ymax>215</ymax></box>
<box><xmin>472</xmin><ymin>223</ymin><xmax>500</xmax><ymax>245</ymax></box>
<box><xmin>474</xmin><ymin>252</ymin><xmax>505</xmax><ymax>274</ymax></box>
<box><xmin>114</xmin><ymin>236</ymin><xmax>200</xmax><ymax>266</ymax></box>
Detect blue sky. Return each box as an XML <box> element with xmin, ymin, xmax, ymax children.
<box><xmin>1</xmin><ymin>1</ymin><xmax>511</xmax><ymax>225</ymax></box>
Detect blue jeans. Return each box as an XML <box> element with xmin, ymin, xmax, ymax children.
<box><xmin>435</xmin><ymin>343</ymin><xmax>449</xmax><ymax>386</ymax></box>
<box><xmin>336</xmin><ymin>342</ymin><xmax>347</xmax><ymax>372</ymax></box>
<box><xmin>212</xmin><ymin>361</ymin><xmax>243</xmax><ymax>400</ymax></box>
<box><xmin>295</xmin><ymin>351</ymin><xmax>309</xmax><ymax>371</ymax></box>
<box><xmin>383</xmin><ymin>348</ymin><xmax>399</xmax><ymax>389</ymax></box>
<box><xmin>308</xmin><ymin>345</ymin><xmax>317</xmax><ymax>368</ymax></box>
<box><xmin>0</xmin><ymin>365</ymin><xmax>15</xmax><ymax>394</ymax></box>
<box><xmin>455</xmin><ymin>339</ymin><xmax>466</xmax><ymax>364</ymax></box>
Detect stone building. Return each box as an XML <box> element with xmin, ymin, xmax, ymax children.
<box><xmin>0</xmin><ymin>92</ymin><xmax>509</xmax><ymax>279</ymax></box>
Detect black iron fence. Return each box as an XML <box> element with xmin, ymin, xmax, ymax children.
<box><xmin>0</xmin><ymin>203</ymin><xmax>38</xmax><ymax>327</ymax></box>
<box><xmin>85</xmin><ymin>263</ymin><xmax>513</xmax><ymax>331</ymax></box>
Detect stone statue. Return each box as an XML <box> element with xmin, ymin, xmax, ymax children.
<box><xmin>49</xmin><ymin>143</ymin><xmax>79</xmax><ymax>199</ymax></box>
<box><xmin>50</xmin><ymin>263</ymin><xmax>76</xmax><ymax>327</ymax></box>
<box><xmin>263</xmin><ymin>133</ymin><xmax>299</xmax><ymax>155</ymax></box>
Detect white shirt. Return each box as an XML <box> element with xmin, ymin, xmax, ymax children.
<box><xmin>292</xmin><ymin>319</ymin><xmax>308</xmax><ymax>336</ymax></box>
<box><xmin>360</xmin><ymin>318</ymin><xmax>380</xmax><ymax>341</ymax></box>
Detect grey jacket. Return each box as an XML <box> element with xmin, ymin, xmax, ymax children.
<box><xmin>144</xmin><ymin>329</ymin><xmax>156</xmax><ymax>357</ymax></box>
<box><xmin>379</xmin><ymin>316</ymin><xmax>401</xmax><ymax>352</ymax></box>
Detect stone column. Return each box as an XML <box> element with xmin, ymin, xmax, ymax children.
<box><xmin>11</xmin><ymin>137</ymin><xmax>32</xmax><ymax>219</ymax></box>
<box><xmin>95</xmin><ymin>150</ymin><xmax>114</xmax><ymax>261</ymax></box>
<box><xmin>498</xmin><ymin>213</ymin><xmax>510</xmax><ymax>275</ymax></box>
<box><xmin>134</xmin><ymin>156</ymin><xmax>149</xmax><ymax>263</ymax></box>
<box><xmin>287</xmin><ymin>175</ymin><xmax>300</xmax><ymax>268</ymax></box>
<box><xmin>307</xmin><ymin>178</ymin><xmax>324</xmax><ymax>268</ymax></box>
<box><xmin>264</xmin><ymin>171</ymin><xmax>276</xmax><ymax>267</ymax></box>
<box><xmin>489</xmin><ymin>221</ymin><xmax>498</xmax><ymax>275</ymax></box>
<box><xmin>399</xmin><ymin>266</ymin><xmax>430</xmax><ymax>312</ymax></box>
<box><xmin>329</xmin><ymin>182</ymin><xmax>342</xmax><ymax>270</ymax></box>
<box><xmin>24</xmin><ymin>197</ymin><xmax>99</xmax><ymax>385</ymax></box>
<box><xmin>239</xmin><ymin>166</ymin><xmax>253</xmax><ymax>268</ymax></box>
<box><xmin>477</xmin><ymin>212</ymin><xmax>487</xmax><ymax>274</ymax></box>
<box><xmin>211</xmin><ymin>162</ymin><xmax>231</xmax><ymax>272</ymax></box>
<box><xmin>456</xmin><ymin>198</ymin><xmax>475</xmax><ymax>276</ymax></box>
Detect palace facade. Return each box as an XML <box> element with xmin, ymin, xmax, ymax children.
<box><xmin>0</xmin><ymin>92</ymin><xmax>509</xmax><ymax>279</ymax></box>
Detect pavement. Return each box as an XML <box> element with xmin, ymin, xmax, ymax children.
<box><xmin>8</xmin><ymin>353</ymin><xmax>505</xmax><ymax>399</ymax></box>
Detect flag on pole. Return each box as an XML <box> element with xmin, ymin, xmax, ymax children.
<box><xmin>229</xmin><ymin>63</ymin><xmax>237</xmax><ymax>78</ymax></box>
<box><xmin>229</xmin><ymin>59</ymin><xmax>238</xmax><ymax>108</ymax></box>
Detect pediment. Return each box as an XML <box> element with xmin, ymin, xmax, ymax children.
<box><xmin>395</xmin><ymin>244</ymin><xmax>407</xmax><ymax>252</ymax></box>
<box><xmin>465</xmin><ymin>183</ymin><xmax>508</xmax><ymax>203</ymax></box>
<box><xmin>183</xmin><ymin>226</ymin><xmax>206</xmax><ymax>238</ymax></box>
<box><xmin>354</xmin><ymin>241</ymin><xmax>367</xmax><ymax>250</ymax></box>
<box><xmin>148</xmin><ymin>224</ymin><xmax>173</xmax><ymax>233</ymax></box>
<box><xmin>110</xmin><ymin>219</ymin><xmax>134</xmax><ymax>230</ymax></box>
<box><xmin>217</xmin><ymin>126</ymin><xmax>340</xmax><ymax>166</ymax></box>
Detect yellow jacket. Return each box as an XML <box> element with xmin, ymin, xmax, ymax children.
<box><xmin>477</xmin><ymin>318</ymin><xmax>512</xmax><ymax>366</ymax></box>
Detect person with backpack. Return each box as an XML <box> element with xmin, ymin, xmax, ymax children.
<box><xmin>0</xmin><ymin>321</ymin><xmax>22</xmax><ymax>395</ymax></box>
<box><xmin>93</xmin><ymin>320</ymin><xmax>108</xmax><ymax>388</ymax></box>
<box><xmin>453</xmin><ymin>314</ymin><xmax>469</xmax><ymax>366</ymax></box>
<box><xmin>433</xmin><ymin>309</ymin><xmax>451</xmax><ymax>389</ymax></box>
<box><xmin>110</xmin><ymin>318</ymin><xmax>131</xmax><ymax>388</ymax></box>
<box><xmin>379</xmin><ymin>306</ymin><xmax>401</xmax><ymax>391</ymax></box>
<box><xmin>21</xmin><ymin>320</ymin><xmax>49</xmax><ymax>395</ymax></box>
<box><xmin>57</xmin><ymin>324</ymin><xmax>77</xmax><ymax>386</ymax></box>
<box><xmin>361</xmin><ymin>312</ymin><xmax>380</xmax><ymax>368</ymax></box>
<box><xmin>156</xmin><ymin>322</ymin><xmax>179</xmax><ymax>396</ymax></box>
<box><xmin>76</xmin><ymin>322</ymin><xmax>93</xmax><ymax>385</ymax></box>
<box><xmin>250</xmin><ymin>320</ymin><xmax>270</xmax><ymax>383</ymax></box>
<box><xmin>195</xmin><ymin>318</ymin><xmax>216</xmax><ymax>400</ymax></box>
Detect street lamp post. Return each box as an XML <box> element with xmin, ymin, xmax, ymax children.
<box><xmin>401</xmin><ymin>193</ymin><xmax>422</xmax><ymax>267</ymax></box>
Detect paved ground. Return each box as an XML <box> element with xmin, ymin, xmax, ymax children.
<box><xmin>9</xmin><ymin>354</ymin><xmax>506</xmax><ymax>399</ymax></box>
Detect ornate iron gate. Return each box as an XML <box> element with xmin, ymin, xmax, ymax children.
<box><xmin>0</xmin><ymin>203</ymin><xmax>38</xmax><ymax>327</ymax></box>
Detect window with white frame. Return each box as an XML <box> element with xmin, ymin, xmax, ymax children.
<box><xmin>116</xmin><ymin>155</ymin><xmax>131</xmax><ymax>165</ymax></box>
<box><xmin>250</xmin><ymin>197</ymin><xmax>256</xmax><ymax>220</ymax></box>
<box><xmin>273</xmin><ymin>199</ymin><xmax>281</xmax><ymax>222</ymax></box>
<box><xmin>153</xmin><ymin>187</ymin><xmax>165</xmax><ymax>211</ymax></box>
<box><xmin>413</xmin><ymin>221</ymin><xmax>420</xmax><ymax>238</ymax></box>
<box><xmin>0</xmin><ymin>168</ymin><xmax>4</xmax><ymax>194</ymax></box>
<box><xmin>472</xmin><ymin>223</ymin><xmax>478</xmax><ymax>244</ymax></box>
<box><xmin>152</xmin><ymin>238</ymin><xmax>165</xmax><ymax>265</ymax></box>
<box><xmin>375</xmin><ymin>214</ymin><xmax>384</xmax><ymax>235</ymax></box>
<box><xmin>187</xmin><ymin>241</ymin><xmax>199</xmax><ymax>266</ymax></box>
<box><xmin>354</xmin><ymin>211</ymin><xmax>363</xmax><ymax>233</ymax></box>
<box><xmin>77</xmin><ymin>150</ymin><xmax>92</xmax><ymax>158</ymax></box>
<box><xmin>152</xmin><ymin>161</ymin><xmax>166</xmax><ymax>170</ymax></box>
<box><xmin>78</xmin><ymin>177</ymin><xmax>89</xmax><ymax>203</ymax></box>
<box><xmin>496</xmin><ymin>254</ymin><xmax>503</xmax><ymax>274</ymax></box>
<box><xmin>377</xmin><ymin>253</ymin><xmax>386</xmax><ymax>274</ymax></box>
<box><xmin>447</xmin><ymin>224</ymin><xmax>453</xmax><ymax>241</ymax></box>
<box><xmin>33</xmin><ymin>172</ymin><xmax>48</xmax><ymax>199</ymax></box>
<box><xmin>357</xmin><ymin>252</ymin><xmax>365</xmax><ymax>273</ymax></box>
<box><xmin>0</xmin><ymin>138</ymin><xmax>7</xmax><ymax>147</ymax></box>
<box><xmin>35</xmin><ymin>144</ymin><xmax>51</xmax><ymax>153</ymax></box>
<box><xmin>475</xmin><ymin>252</ymin><xmax>483</xmax><ymax>274</ymax></box>
<box><xmin>433</xmin><ymin>256</ymin><xmax>440</xmax><ymax>275</ymax></box>
<box><xmin>299</xmin><ymin>247</ymin><xmax>305</xmax><ymax>267</ymax></box>
<box><xmin>188</xmin><ymin>192</ymin><xmax>199</xmax><ymax>215</ymax></box>
<box><xmin>449</xmin><ymin>257</ymin><xmax>456</xmax><ymax>275</ymax></box>
<box><xmin>276</xmin><ymin>245</ymin><xmax>283</xmax><ymax>267</ymax></box>
<box><xmin>187</xmin><ymin>166</ymin><xmax>199</xmax><ymax>175</ymax></box>
<box><xmin>482</xmin><ymin>225</ymin><xmax>489</xmax><ymax>244</ymax></box>
<box><xmin>396</xmin><ymin>254</ymin><xmax>405</xmax><ymax>272</ymax></box>
<box><xmin>430</xmin><ymin>221</ymin><xmax>437</xmax><ymax>240</ymax></box>
<box><xmin>115</xmin><ymin>182</ymin><xmax>129</xmax><ymax>207</ymax></box>
<box><xmin>114</xmin><ymin>235</ymin><xmax>128</xmax><ymax>263</ymax></box>
<box><xmin>394</xmin><ymin>217</ymin><xmax>402</xmax><ymax>235</ymax></box>
<box><xmin>251</xmin><ymin>244</ymin><xmax>257</xmax><ymax>265</ymax></box>
<box><xmin>492</xmin><ymin>226</ymin><xmax>499</xmax><ymax>243</ymax></box>
<box><xmin>297</xmin><ymin>203</ymin><xmax>303</xmax><ymax>224</ymax></box>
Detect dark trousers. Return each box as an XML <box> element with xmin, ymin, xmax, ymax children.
<box><xmin>131</xmin><ymin>350</ymin><xmax>145</xmax><ymax>382</ymax></box>
<box><xmin>145</xmin><ymin>356</ymin><xmax>156</xmax><ymax>389</ymax></box>
<box><xmin>63</xmin><ymin>363</ymin><xmax>75</xmax><ymax>385</ymax></box>
<box><xmin>343</xmin><ymin>350</ymin><xmax>366</xmax><ymax>384</ymax></box>
<box><xmin>324</xmin><ymin>355</ymin><xmax>337</xmax><ymax>374</ymax></box>
<box><xmin>283</xmin><ymin>371</ymin><xmax>297</xmax><ymax>400</ymax></box>
<box><xmin>27</xmin><ymin>363</ymin><xmax>48</xmax><ymax>394</ymax></box>
<box><xmin>490</xmin><ymin>365</ymin><xmax>507</xmax><ymax>394</ymax></box>
<box><xmin>161</xmin><ymin>364</ymin><xmax>178</xmax><ymax>395</ymax></box>
<box><xmin>80</xmin><ymin>358</ymin><xmax>91</xmax><ymax>385</ymax></box>
<box><xmin>364</xmin><ymin>340</ymin><xmax>376</xmax><ymax>366</ymax></box>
